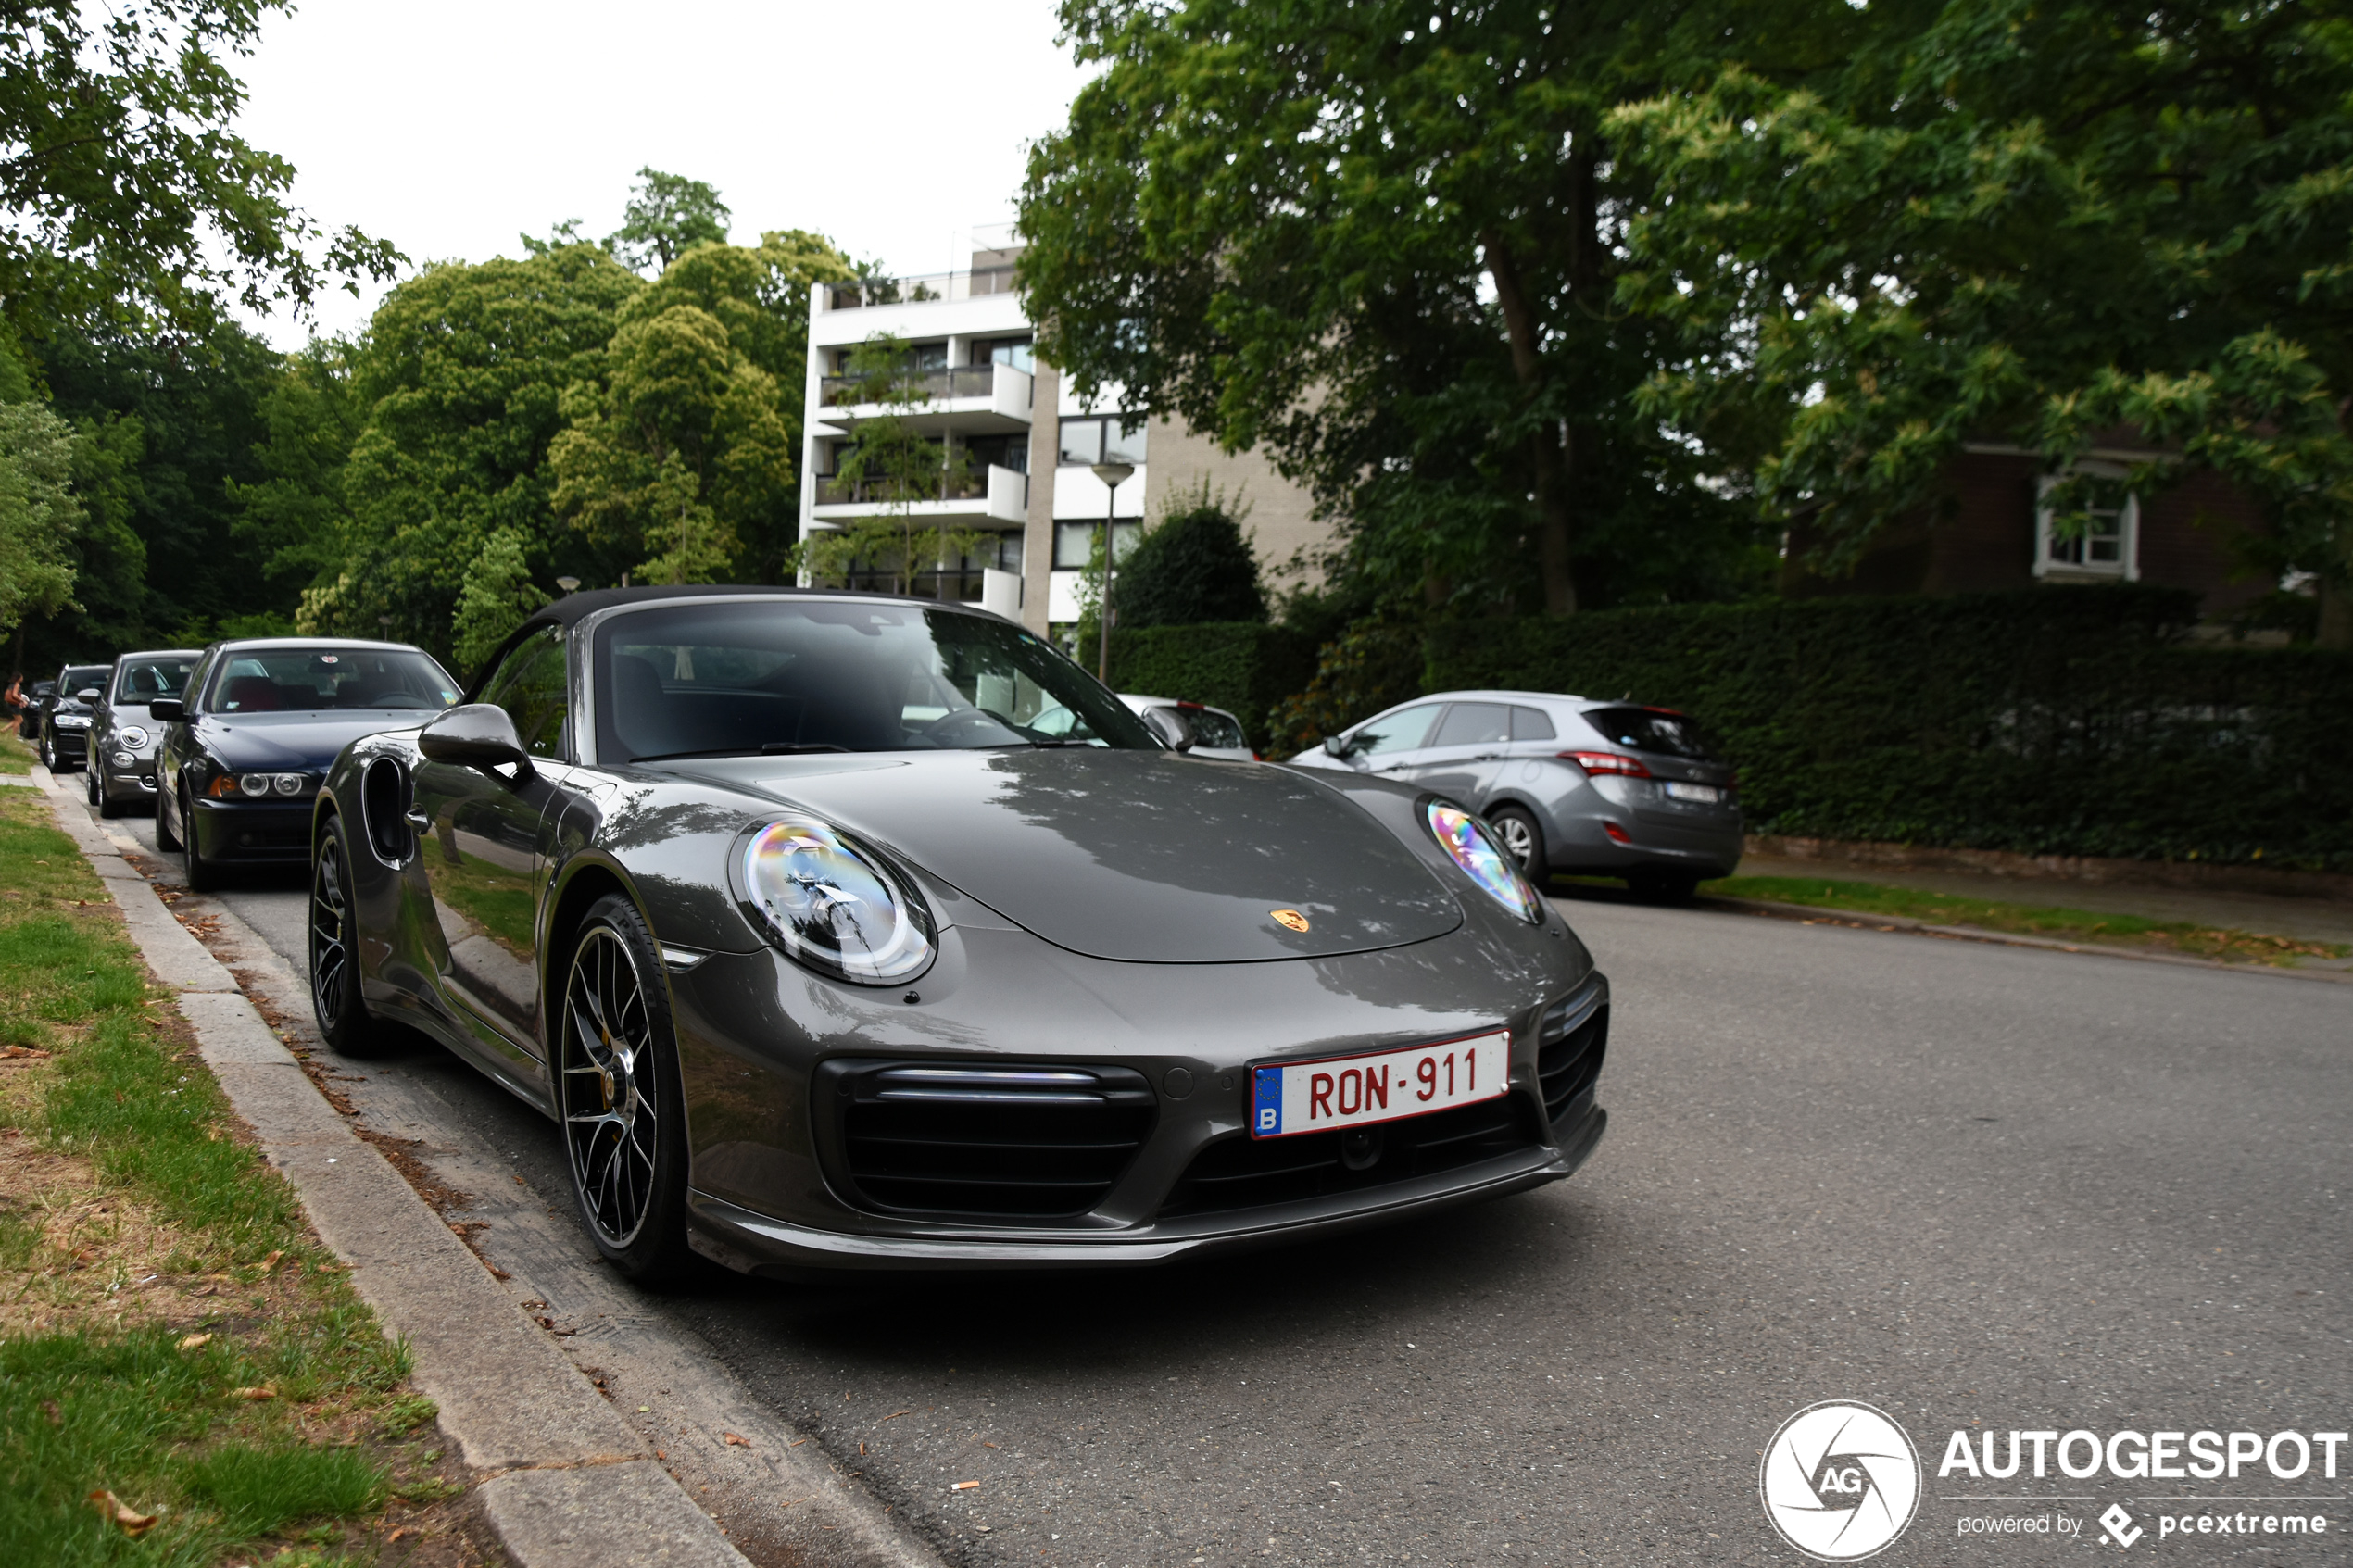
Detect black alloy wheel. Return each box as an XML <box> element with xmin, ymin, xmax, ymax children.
<box><xmin>558</xmin><ymin>895</ymin><xmax>692</xmax><ymax>1282</ymax></box>
<box><xmin>1489</xmin><ymin>806</ymin><xmax>1546</xmax><ymax>876</ymax></box>
<box><xmin>309</xmin><ymin>821</ymin><xmax>383</xmax><ymax>1057</ymax></box>
<box><xmin>181</xmin><ymin>785</ymin><xmax>226</xmax><ymax>892</ymax></box>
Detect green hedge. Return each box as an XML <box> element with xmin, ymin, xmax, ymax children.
<box><xmin>1106</xmin><ymin>621</ymin><xmax>1316</xmax><ymax>751</ymax></box>
<box><xmin>1425</xmin><ymin>585</ymin><xmax>2353</xmax><ymax>871</ymax></box>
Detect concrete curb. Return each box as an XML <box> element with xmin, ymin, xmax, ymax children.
<box><xmin>26</xmin><ymin>768</ymin><xmax>752</xmax><ymax>1568</ymax></box>
<box><xmin>1696</xmin><ymin>893</ymin><xmax>2353</xmax><ymax>985</ymax></box>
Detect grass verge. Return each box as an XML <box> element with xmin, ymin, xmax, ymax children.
<box><xmin>1700</xmin><ymin>874</ymin><xmax>2349</xmax><ymax>966</ymax></box>
<box><xmin>1</xmin><ymin>725</ymin><xmax>31</xmax><ymax>773</ymax></box>
<box><xmin>0</xmin><ymin>789</ymin><xmax>474</xmax><ymax>1565</ymax></box>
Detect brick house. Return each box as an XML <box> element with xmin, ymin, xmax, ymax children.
<box><xmin>1783</xmin><ymin>439</ymin><xmax>2271</xmax><ymax>617</ymax></box>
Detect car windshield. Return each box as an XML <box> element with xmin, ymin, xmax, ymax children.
<box><xmin>595</xmin><ymin>600</ymin><xmax>1158</xmax><ymax>762</ymax></box>
<box><xmin>1584</xmin><ymin>704</ymin><xmax>1722</xmax><ymax>761</ymax></box>
<box><xmin>113</xmin><ymin>657</ymin><xmax>196</xmax><ymax>702</ymax></box>
<box><xmin>207</xmin><ymin>647</ymin><xmax>461</xmax><ymax>713</ymax></box>
<box><xmin>59</xmin><ymin>666</ymin><xmax>109</xmax><ymax>696</ymax></box>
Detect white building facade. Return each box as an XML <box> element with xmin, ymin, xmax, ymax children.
<box><xmin>798</xmin><ymin>229</ymin><xmax>1331</xmax><ymax>640</ymax></box>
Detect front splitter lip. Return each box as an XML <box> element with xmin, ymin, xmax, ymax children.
<box><xmin>686</xmin><ymin>1103</ymin><xmax>1606</xmax><ymax>1274</ymax></box>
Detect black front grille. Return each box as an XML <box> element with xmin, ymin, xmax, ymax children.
<box><xmin>1537</xmin><ymin>985</ymin><xmax>1607</xmax><ymax>1127</ymax></box>
<box><xmin>826</xmin><ymin>1060</ymin><xmax>1156</xmax><ymax>1220</ymax></box>
<box><xmin>1160</xmin><ymin>1094</ymin><xmax>1537</xmax><ymax>1219</ymax></box>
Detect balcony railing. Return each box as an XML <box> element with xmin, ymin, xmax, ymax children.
<box><xmin>815</xmin><ymin>465</ymin><xmax>1028</xmax><ymax>511</ymax></box>
<box><xmin>827</xmin><ymin>267</ymin><xmax>1019</xmax><ymax>310</ymax></box>
<box><xmin>820</xmin><ymin>365</ymin><xmax>1001</xmax><ymax>408</ymax></box>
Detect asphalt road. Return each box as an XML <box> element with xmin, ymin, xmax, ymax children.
<box><xmin>91</xmin><ymin>798</ymin><xmax>2353</xmax><ymax>1564</ymax></box>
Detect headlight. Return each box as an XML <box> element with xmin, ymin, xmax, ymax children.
<box><xmin>57</xmin><ymin>714</ymin><xmax>89</xmax><ymax>728</ymax></box>
<box><xmin>1428</xmin><ymin>802</ymin><xmax>1544</xmax><ymax>924</ymax></box>
<box><xmin>119</xmin><ymin>726</ymin><xmax>148</xmax><ymax>749</ymax></box>
<box><xmin>210</xmin><ymin>771</ymin><xmax>308</xmax><ymax>798</ymax></box>
<box><xmin>740</xmin><ymin>818</ymin><xmax>935</xmax><ymax>985</ymax></box>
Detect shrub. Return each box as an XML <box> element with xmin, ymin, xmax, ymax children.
<box><xmin>1106</xmin><ymin>621</ymin><xmax>1315</xmax><ymax>752</ymax></box>
<box><xmin>1426</xmin><ymin>583</ymin><xmax>2353</xmax><ymax>869</ymax></box>
<box><xmin>1114</xmin><ymin>488</ymin><xmax>1266</xmax><ymax>628</ymax></box>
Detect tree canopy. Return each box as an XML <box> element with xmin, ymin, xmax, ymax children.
<box><xmin>1017</xmin><ymin>0</ymin><xmax>1842</xmax><ymax>617</ymax></box>
<box><xmin>1614</xmin><ymin>0</ymin><xmax>2353</xmax><ymax>641</ymax></box>
<box><xmin>607</xmin><ymin>168</ymin><xmax>732</xmax><ymax>274</ymax></box>
<box><xmin>0</xmin><ymin>0</ymin><xmax>399</xmax><ymax>341</ymax></box>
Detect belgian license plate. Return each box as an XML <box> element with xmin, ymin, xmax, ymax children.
<box><xmin>1250</xmin><ymin>1031</ymin><xmax>1510</xmax><ymax>1140</ymax></box>
<box><xmin>1664</xmin><ymin>782</ymin><xmax>1720</xmax><ymax>803</ymax></box>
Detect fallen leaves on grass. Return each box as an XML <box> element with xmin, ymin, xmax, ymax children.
<box><xmin>229</xmin><ymin>1385</ymin><xmax>276</xmax><ymax>1401</ymax></box>
<box><xmin>86</xmin><ymin>1489</ymin><xmax>158</xmax><ymax>1537</ymax></box>
<box><xmin>177</xmin><ymin>1331</ymin><xmax>212</xmax><ymax>1352</ymax></box>
<box><xmin>0</xmin><ymin>1044</ymin><xmax>51</xmax><ymax>1059</ymax></box>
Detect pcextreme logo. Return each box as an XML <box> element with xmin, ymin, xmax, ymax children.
<box><xmin>1760</xmin><ymin>1401</ymin><xmax>1923</xmax><ymax>1562</ymax></box>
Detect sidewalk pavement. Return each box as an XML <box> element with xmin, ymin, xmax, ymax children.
<box><xmin>1730</xmin><ymin>851</ymin><xmax>2353</xmax><ymax>948</ymax></box>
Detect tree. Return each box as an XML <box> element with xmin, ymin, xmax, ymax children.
<box><xmin>1115</xmin><ymin>483</ymin><xmax>1265</xmax><ymax>627</ymax></box>
<box><xmin>549</xmin><ymin>232</ymin><xmax>855</xmax><ymax>583</ymax></box>
<box><xmin>1017</xmin><ymin>0</ymin><xmax>1838</xmax><ymax>618</ymax></box>
<box><xmin>298</xmin><ymin>246</ymin><xmax>645</xmax><ymax>654</ymax></box>
<box><xmin>450</xmin><ymin>528</ymin><xmax>545</xmax><ymax>678</ymax></box>
<box><xmin>1613</xmin><ymin>0</ymin><xmax>2353</xmax><ymax>643</ymax></box>
<box><xmin>0</xmin><ymin>400</ymin><xmax>82</xmax><ymax>640</ymax></box>
<box><xmin>607</xmin><ymin>168</ymin><xmax>730</xmax><ymax>274</ymax></box>
<box><xmin>798</xmin><ymin>334</ymin><xmax>983</xmax><ymax>594</ymax></box>
<box><xmin>228</xmin><ymin>339</ymin><xmax>367</xmax><ymax>602</ymax></box>
<box><xmin>0</xmin><ymin>0</ymin><xmax>399</xmax><ymax>340</ymax></box>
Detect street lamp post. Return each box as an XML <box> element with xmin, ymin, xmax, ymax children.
<box><xmin>556</xmin><ymin>576</ymin><xmax>581</xmax><ymax>596</ymax></box>
<box><xmin>1090</xmin><ymin>460</ymin><xmax>1134</xmax><ymax>684</ymax></box>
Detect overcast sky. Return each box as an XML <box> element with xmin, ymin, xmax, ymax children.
<box><xmin>232</xmin><ymin>0</ymin><xmax>1090</xmax><ymax>345</ymax></box>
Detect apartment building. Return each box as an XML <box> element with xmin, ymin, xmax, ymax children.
<box><xmin>798</xmin><ymin>228</ymin><xmax>1329</xmax><ymax>640</ymax></box>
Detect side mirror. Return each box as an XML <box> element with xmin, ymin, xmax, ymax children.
<box><xmin>146</xmin><ymin>698</ymin><xmax>184</xmax><ymax>722</ymax></box>
<box><xmin>420</xmin><ymin>704</ymin><xmax>532</xmax><ymax>774</ymax></box>
<box><xmin>75</xmin><ymin>687</ymin><xmax>101</xmax><ymax>703</ymax></box>
<box><xmin>1321</xmin><ymin>734</ymin><xmax>1353</xmax><ymax>759</ymax></box>
<box><xmin>1141</xmin><ymin>706</ymin><xmax>1195</xmax><ymax>753</ymax></box>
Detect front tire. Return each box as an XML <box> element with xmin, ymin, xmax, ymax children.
<box><xmin>309</xmin><ymin>820</ymin><xmax>385</xmax><ymax>1057</ymax></box>
<box><xmin>182</xmin><ymin>787</ymin><xmax>227</xmax><ymax>892</ymax></box>
<box><xmin>557</xmin><ymin>895</ymin><xmax>693</xmax><ymax>1284</ymax></box>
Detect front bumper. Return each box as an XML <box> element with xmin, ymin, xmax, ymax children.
<box><xmin>688</xmin><ymin>1101</ymin><xmax>1604</xmax><ymax>1273</ymax></box>
<box><xmin>669</xmin><ymin>927</ymin><xmax>1612</xmax><ymax>1273</ymax></box>
<box><xmin>49</xmin><ymin>725</ymin><xmax>89</xmax><ymax>759</ymax></box>
<box><xmin>94</xmin><ymin>744</ymin><xmax>160</xmax><ymax>799</ymax></box>
<box><xmin>190</xmin><ymin>797</ymin><xmax>317</xmax><ymax>863</ymax></box>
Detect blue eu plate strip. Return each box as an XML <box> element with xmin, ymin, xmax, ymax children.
<box><xmin>1251</xmin><ymin>1065</ymin><xmax>1283</xmax><ymax>1138</ymax></box>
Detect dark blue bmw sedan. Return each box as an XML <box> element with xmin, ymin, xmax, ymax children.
<box><xmin>154</xmin><ymin>638</ymin><xmax>462</xmax><ymax>890</ymax></box>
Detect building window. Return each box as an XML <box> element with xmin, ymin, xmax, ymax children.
<box><xmin>1055</xmin><ymin>414</ymin><xmax>1150</xmax><ymax>467</ymax></box>
<box><xmin>974</xmin><ymin>336</ymin><xmax>1035</xmax><ymax>373</ymax></box>
<box><xmin>1053</xmin><ymin>520</ymin><xmax>1139</xmax><ymax>569</ymax></box>
<box><xmin>2034</xmin><ymin>470</ymin><xmax>2139</xmax><ymax>581</ymax></box>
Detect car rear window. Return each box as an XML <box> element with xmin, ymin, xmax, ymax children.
<box><xmin>1583</xmin><ymin>705</ymin><xmax>1722</xmax><ymax>761</ymax></box>
<box><xmin>1509</xmin><ymin>706</ymin><xmax>1556</xmax><ymax>741</ymax></box>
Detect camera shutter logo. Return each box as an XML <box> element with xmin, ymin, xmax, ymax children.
<box><xmin>1759</xmin><ymin>1401</ymin><xmax>1921</xmax><ymax>1561</ymax></box>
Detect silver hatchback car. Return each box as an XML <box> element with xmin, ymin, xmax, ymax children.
<box><xmin>1291</xmin><ymin>689</ymin><xmax>1743</xmax><ymax>897</ymax></box>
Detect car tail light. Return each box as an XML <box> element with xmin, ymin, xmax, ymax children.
<box><xmin>1603</xmin><ymin>822</ymin><xmax>1630</xmax><ymax>845</ymax></box>
<box><xmin>1561</xmin><ymin>750</ymin><xmax>1650</xmax><ymax>779</ymax></box>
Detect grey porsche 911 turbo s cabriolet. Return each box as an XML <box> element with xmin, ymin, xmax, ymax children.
<box><xmin>308</xmin><ymin>586</ymin><xmax>1609</xmax><ymax>1279</ymax></box>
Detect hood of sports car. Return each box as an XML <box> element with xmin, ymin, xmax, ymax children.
<box><xmin>666</xmin><ymin>748</ymin><xmax>1465</xmax><ymax>963</ymax></box>
<box><xmin>191</xmin><ymin>712</ymin><xmax>437</xmax><ymax>771</ymax></box>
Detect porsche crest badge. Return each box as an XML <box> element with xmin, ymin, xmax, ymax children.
<box><xmin>1270</xmin><ymin>909</ymin><xmax>1311</xmax><ymax>933</ymax></box>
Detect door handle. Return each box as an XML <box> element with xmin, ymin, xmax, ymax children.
<box><xmin>403</xmin><ymin>809</ymin><xmax>431</xmax><ymax>832</ymax></box>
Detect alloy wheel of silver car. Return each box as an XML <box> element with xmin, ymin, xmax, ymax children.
<box><xmin>560</xmin><ymin>922</ymin><xmax>663</xmax><ymax>1249</ymax></box>
<box><xmin>1491</xmin><ymin>809</ymin><xmax>1540</xmax><ymax>870</ymax></box>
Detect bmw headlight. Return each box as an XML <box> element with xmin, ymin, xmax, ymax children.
<box><xmin>1428</xmin><ymin>802</ymin><xmax>1544</xmax><ymax>924</ymax></box>
<box><xmin>740</xmin><ymin>818</ymin><xmax>936</xmax><ymax>985</ymax></box>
